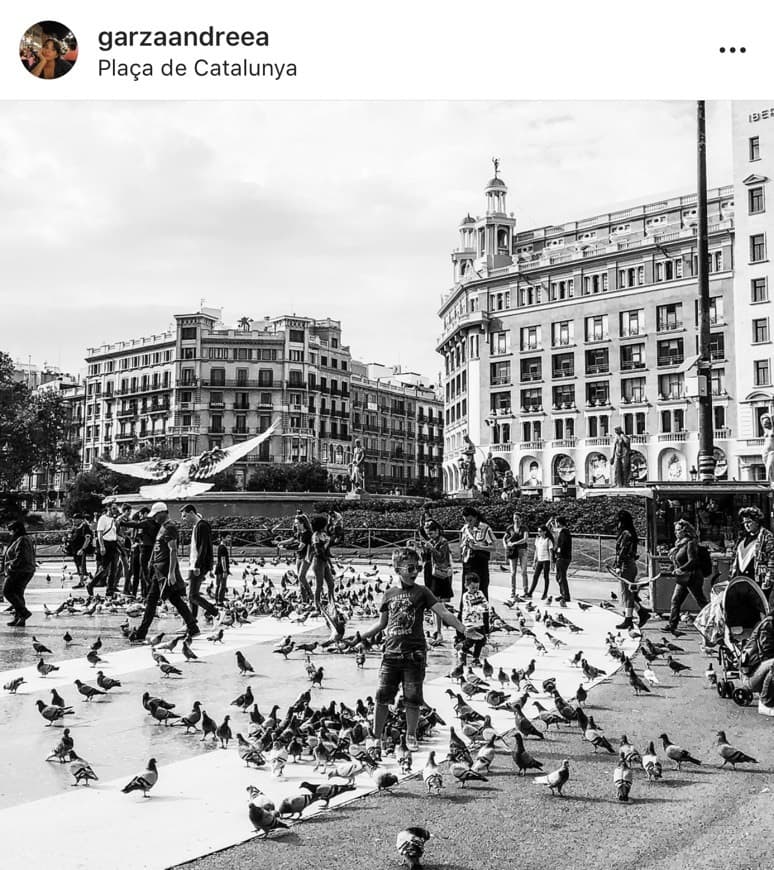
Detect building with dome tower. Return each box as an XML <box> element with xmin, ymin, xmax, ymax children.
<box><xmin>438</xmin><ymin>162</ymin><xmax>740</xmax><ymax>496</ymax></box>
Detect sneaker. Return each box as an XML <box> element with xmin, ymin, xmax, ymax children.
<box><xmin>637</xmin><ymin>608</ymin><xmax>652</xmax><ymax>628</ymax></box>
<box><xmin>405</xmin><ymin>734</ymin><xmax>419</xmax><ymax>752</ymax></box>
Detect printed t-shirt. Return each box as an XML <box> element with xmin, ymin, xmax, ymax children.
<box><xmin>380</xmin><ymin>582</ymin><xmax>438</xmax><ymax>654</ymax></box>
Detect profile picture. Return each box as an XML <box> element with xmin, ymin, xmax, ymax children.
<box><xmin>20</xmin><ymin>21</ymin><xmax>77</xmax><ymax>80</ymax></box>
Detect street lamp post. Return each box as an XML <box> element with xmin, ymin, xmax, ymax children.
<box><xmin>696</xmin><ymin>100</ymin><xmax>716</xmax><ymax>482</ymax></box>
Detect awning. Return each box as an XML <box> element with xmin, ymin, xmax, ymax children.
<box><xmin>677</xmin><ymin>353</ymin><xmax>701</xmax><ymax>374</ymax></box>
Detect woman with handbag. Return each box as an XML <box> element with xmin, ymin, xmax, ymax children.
<box><xmin>667</xmin><ymin>519</ymin><xmax>709</xmax><ymax>634</ymax></box>
<box><xmin>613</xmin><ymin>510</ymin><xmax>651</xmax><ymax>630</ymax></box>
<box><xmin>421</xmin><ymin>519</ymin><xmax>454</xmax><ymax>637</ymax></box>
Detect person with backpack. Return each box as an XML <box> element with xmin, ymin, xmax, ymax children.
<box><xmin>667</xmin><ymin>519</ymin><xmax>709</xmax><ymax>634</ymax></box>
<box><xmin>731</xmin><ymin>506</ymin><xmax>774</xmax><ymax>606</ymax></box>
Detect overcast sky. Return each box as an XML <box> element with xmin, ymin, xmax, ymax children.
<box><xmin>0</xmin><ymin>101</ymin><xmax>734</xmax><ymax>381</ymax></box>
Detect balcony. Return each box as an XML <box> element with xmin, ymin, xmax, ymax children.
<box><xmin>231</xmin><ymin>427</ymin><xmax>254</xmax><ymax>435</ymax></box>
<box><xmin>585</xmin><ymin>398</ymin><xmax>611</xmax><ymax>408</ymax></box>
<box><xmin>621</xmin><ymin>395</ymin><xmax>647</xmax><ymax>405</ymax></box>
<box><xmin>620</xmin><ymin>327</ymin><xmax>644</xmax><ymax>338</ymax></box>
<box><xmin>552</xmin><ymin>368</ymin><xmax>575</xmax><ymax>379</ymax></box>
<box><xmin>283</xmin><ymin>427</ymin><xmax>315</xmax><ymax>436</ymax></box>
<box><xmin>551</xmin><ymin>437</ymin><xmax>577</xmax><ymax>448</ymax></box>
<box><xmin>621</xmin><ymin>361</ymin><xmax>646</xmax><ymax>371</ymax></box>
<box><xmin>117</xmin><ymin>409</ymin><xmax>137</xmax><ymax>419</ymax></box>
<box><xmin>585</xmin><ymin>364</ymin><xmax>610</xmax><ymax>375</ymax></box>
<box><xmin>586</xmin><ymin>436</ymin><xmax>611</xmax><ymax>446</ymax></box>
<box><xmin>658</xmin><ymin>431</ymin><xmax>688</xmax><ymax>442</ymax></box>
<box><xmin>656</xmin><ymin>321</ymin><xmax>683</xmax><ymax>334</ymax></box>
<box><xmin>519</xmin><ymin>440</ymin><xmax>545</xmax><ymax>450</ymax></box>
<box><xmin>552</xmin><ymin>402</ymin><xmax>576</xmax><ymax>411</ymax></box>
<box><xmin>714</xmin><ymin>427</ymin><xmax>731</xmax><ymax>440</ymax></box>
<box><xmin>233</xmin><ymin>403</ymin><xmax>250</xmax><ymax>411</ymax></box>
<box><xmin>745</xmin><ymin>437</ymin><xmax>764</xmax><ymax>447</ymax></box>
<box><xmin>491</xmin><ymin>443</ymin><xmax>513</xmax><ymax>453</ymax></box>
<box><xmin>519</xmin><ymin>344</ymin><xmax>543</xmax><ymax>353</ymax></box>
<box><xmin>209</xmin><ymin>401</ymin><xmax>225</xmax><ymax>409</ymax></box>
<box><xmin>491</xmin><ymin>376</ymin><xmax>512</xmax><ymax>386</ymax></box>
<box><xmin>519</xmin><ymin>373</ymin><xmax>542</xmax><ymax>383</ymax></box>
<box><xmin>520</xmin><ymin>405</ymin><xmax>544</xmax><ymax>414</ymax></box>
<box><xmin>657</xmin><ymin>391</ymin><xmax>687</xmax><ymax>402</ymax></box>
<box><xmin>585</xmin><ymin>334</ymin><xmax>610</xmax><ymax>345</ymax></box>
<box><xmin>169</xmin><ymin>425</ymin><xmax>200</xmax><ymax>436</ymax></box>
<box><xmin>630</xmin><ymin>434</ymin><xmax>648</xmax><ymax>444</ymax></box>
<box><xmin>657</xmin><ymin>355</ymin><xmax>684</xmax><ymax>367</ymax></box>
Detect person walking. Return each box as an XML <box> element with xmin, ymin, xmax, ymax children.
<box><xmin>214</xmin><ymin>534</ymin><xmax>231</xmax><ymax>605</ymax></box>
<box><xmin>551</xmin><ymin>516</ymin><xmax>573</xmax><ymax>602</ymax></box>
<box><xmin>122</xmin><ymin>506</ymin><xmax>158</xmax><ymax>599</ymax></box>
<box><xmin>116</xmin><ymin>503</ymin><xmax>134</xmax><ymax>595</ymax></box>
<box><xmin>89</xmin><ymin>504</ymin><xmax>120</xmax><ymax>598</ymax></box>
<box><xmin>360</xmin><ymin>546</ymin><xmax>481</xmax><ymax>751</ymax></box>
<box><xmin>68</xmin><ymin>514</ymin><xmax>93</xmax><ymax>589</ymax></box>
<box><xmin>460</xmin><ymin>506</ymin><xmax>495</xmax><ymax>599</ymax></box>
<box><xmin>310</xmin><ymin>514</ymin><xmax>336</xmax><ymax>612</ymax></box>
<box><xmin>2</xmin><ymin>520</ymin><xmax>36</xmax><ymax>627</ymax></box>
<box><xmin>129</xmin><ymin>503</ymin><xmax>200</xmax><ymax>642</ymax></box>
<box><xmin>613</xmin><ymin>509</ymin><xmax>651</xmax><ymax>630</ymax></box>
<box><xmin>421</xmin><ymin>519</ymin><xmax>454</xmax><ymax>637</ymax></box>
<box><xmin>180</xmin><ymin>503</ymin><xmax>219</xmax><ymax>622</ymax></box>
<box><xmin>277</xmin><ymin>512</ymin><xmax>314</xmax><ymax>603</ymax></box>
<box><xmin>527</xmin><ymin>525</ymin><xmax>554</xmax><ymax>599</ymax></box>
<box><xmin>503</xmin><ymin>512</ymin><xmax>530</xmax><ymax>602</ymax></box>
<box><xmin>457</xmin><ymin>573</ymin><xmax>490</xmax><ymax>665</ymax></box>
<box><xmin>667</xmin><ymin>519</ymin><xmax>709</xmax><ymax>634</ymax></box>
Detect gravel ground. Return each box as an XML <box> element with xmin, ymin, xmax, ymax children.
<box><xmin>174</xmin><ymin>619</ymin><xmax>774</xmax><ymax>870</ymax></box>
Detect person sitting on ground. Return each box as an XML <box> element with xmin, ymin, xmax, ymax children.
<box><xmin>360</xmin><ymin>546</ymin><xmax>481</xmax><ymax>752</ymax></box>
<box><xmin>741</xmin><ymin>611</ymin><xmax>774</xmax><ymax>694</ymax></box>
<box><xmin>457</xmin><ymin>573</ymin><xmax>490</xmax><ymax>666</ymax></box>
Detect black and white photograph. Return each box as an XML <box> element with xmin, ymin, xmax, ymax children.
<box><xmin>1</xmin><ymin>98</ymin><xmax>774</xmax><ymax>870</ymax></box>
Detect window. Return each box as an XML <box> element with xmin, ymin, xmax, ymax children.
<box><xmin>621</xmin><ymin>377</ymin><xmax>646</xmax><ymax>403</ymax></box>
<box><xmin>708</xmin><ymin>333</ymin><xmax>725</xmax><ymax>360</ymax></box>
<box><xmin>620</xmin><ymin>309</ymin><xmax>644</xmax><ymax>337</ymax></box>
<box><xmin>551</xmin><ymin>352</ymin><xmax>574</xmax><ymax>378</ymax></box>
<box><xmin>209</xmin><ymin>391</ymin><xmax>224</xmax><ymax>407</ymax></box>
<box><xmin>258</xmin><ymin>369</ymin><xmax>274</xmax><ymax>387</ymax></box>
<box><xmin>180</xmin><ymin>326</ymin><xmax>197</xmax><ymax>340</ymax></box>
<box><xmin>750</xmin><ymin>136</ymin><xmax>760</xmax><ymax>161</ymax></box>
<box><xmin>489</xmin><ymin>360</ymin><xmax>512</xmax><ymax>385</ymax></box>
<box><xmin>656</xmin><ymin>303</ymin><xmax>682</xmax><ymax>332</ymax></box>
<box><xmin>552</xmin><ymin>384</ymin><xmax>575</xmax><ymax>408</ymax></box>
<box><xmin>210</xmin><ymin>414</ymin><xmax>224</xmax><ymax>434</ymax></box>
<box><xmin>584</xmin><ymin>315</ymin><xmax>608</xmax><ymax>342</ymax></box>
<box><xmin>751</xmin><ymin>234</ymin><xmax>767</xmax><ymax>262</ymax></box>
<box><xmin>519</xmin><ymin>327</ymin><xmax>540</xmax><ymax>351</ymax></box>
<box><xmin>655</xmin><ymin>258</ymin><xmax>683</xmax><ymax>281</ymax></box>
<box><xmin>754</xmin><ymin>359</ymin><xmax>771</xmax><ymax>386</ymax></box>
<box><xmin>520</xmin><ymin>388</ymin><xmax>542</xmax><ymax>411</ymax></box>
<box><xmin>749</xmin><ymin>186</ymin><xmax>765</xmax><ymax>214</ymax></box>
<box><xmin>587</xmin><ymin>415</ymin><xmax>609</xmax><ymax>438</ymax></box>
<box><xmin>289</xmin><ymin>329</ymin><xmax>305</xmax><ymax>343</ymax></box>
<box><xmin>657</xmin><ymin>338</ymin><xmax>684</xmax><ymax>366</ymax></box>
<box><xmin>585</xmin><ymin>348</ymin><xmax>609</xmax><ymax>374</ymax></box>
<box><xmin>583</xmin><ymin>273</ymin><xmax>606</xmax><ymax>295</ymax></box>
<box><xmin>289</xmin><ymin>350</ymin><xmax>304</xmax><ymax>362</ymax></box>
<box><xmin>621</xmin><ymin>343</ymin><xmax>645</xmax><ymax>370</ymax></box>
<box><xmin>261</xmin><ymin>349</ymin><xmax>277</xmax><ymax>361</ymax></box>
<box><xmin>752</xmin><ymin>277</ymin><xmax>769</xmax><ymax>303</ymax></box>
<box><xmin>209</xmin><ymin>368</ymin><xmax>225</xmax><ymax>386</ymax></box>
<box><xmin>181</xmin><ymin>368</ymin><xmax>195</xmax><ymax>386</ymax></box>
<box><xmin>519</xmin><ymin>358</ymin><xmax>541</xmax><ymax>382</ymax></box>
<box><xmin>586</xmin><ymin>381</ymin><xmax>609</xmax><ymax>406</ymax></box>
<box><xmin>490</xmin><ymin>391</ymin><xmax>511</xmax><ymax>413</ymax></box>
<box><xmin>331</xmin><ymin>337</ymin><xmax>339</xmax><ymax>349</ymax></box>
<box><xmin>711</xmin><ymin>368</ymin><xmax>725</xmax><ymax>397</ymax></box>
<box><xmin>491</xmin><ymin>330</ymin><xmax>511</xmax><ymax>355</ymax></box>
<box><xmin>658</xmin><ymin>373</ymin><xmax>685</xmax><ymax>399</ymax></box>
<box><xmin>753</xmin><ymin>318</ymin><xmax>770</xmax><ymax>344</ymax></box>
<box><xmin>551</xmin><ymin>320</ymin><xmax>574</xmax><ymax>347</ymax></box>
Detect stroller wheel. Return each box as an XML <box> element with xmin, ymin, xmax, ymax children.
<box><xmin>716</xmin><ymin>681</ymin><xmax>725</xmax><ymax>697</ymax></box>
<box><xmin>733</xmin><ymin>687</ymin><xmax>753</xmax><ymax>707</ymax></box>
<box><xmin>718</xmin><ymin>679</ymin><xmax>734</xmax><ymax>699</ymax></box>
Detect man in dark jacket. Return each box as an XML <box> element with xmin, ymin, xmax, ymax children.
<box><xmin>122</xmin><ymin>506</ymin><xmax>157</xmax><ymax>599</ymax></box>
<box><xmin>180</xmin><ymin>503</ymin><xmax>218</xmax><ymax>621</ymax></box>
<box><xmin>2</xmin><ymin>520</ymin><xmax>36</xmax><ymax>626</ymax></box>
<box><xmin>552</xmin><ymin>516</ymin><xmax>573</xmax><ymax>602</ymax></box>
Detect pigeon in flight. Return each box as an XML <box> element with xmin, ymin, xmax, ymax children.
<box><xmin>99</xmin><ymin>421</ymin><xmax>279</xmax><ymax>499</ymax></box>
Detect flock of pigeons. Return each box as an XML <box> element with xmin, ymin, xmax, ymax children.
<box><xmin>1</xmin><ymin>556</ymin><xmax>765</xmax><ymax>869</ymax></box>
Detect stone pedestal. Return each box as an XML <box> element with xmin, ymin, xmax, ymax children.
<box><xmin>344</xmin><ymin>491</ymin><xmax>362</xmax><ymax>501</ymax></box>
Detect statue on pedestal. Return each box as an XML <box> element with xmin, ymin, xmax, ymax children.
<box><xmin>349</xmin><ymin>438</ymin><xmax>366</xmax><ymax>494</ymax></box>
<box><xmin>611</xmin><ymin>426</ymin><xmax>632</xmax><ymax>487</ymax></box>
<box><xmin>480</xmin><ymin>451</ymin><xmax>495</xmax><ymax>494</ymax></box>
<box><xmin>459</xmin><ymin>435</ymin><xmax>477</xmax><ymax>491</ymax></box>
<box><xmin>762</xmin><ymin>415</ymin><xmax>774</xmax><ymax>483</ymax></box>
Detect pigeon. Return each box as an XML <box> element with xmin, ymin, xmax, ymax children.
<box><xmin>450</xmin><ymin>761</ymin><xmax>488</xmax><ymax>787</ymax></box>
<box><xmin>207</xmin><ymin>628</ymin><xmax>224</xmax><ymax>643</ymax></box>
<box><xmin>35</xmin><ymin>699</ymin><xmax>74</xmax><ymax>724</ymax></box>
<box><xmin>614</xmin><ymin>755</ymin><xmax>633</xmax><ymax>802</ymax></box>
<box><xmin>236</xmin><ymin>651</ymin><xmax>254</xmax><ymax>675</ymax></box>
<box><xmin>181</xmin><ymin>641</ymin><xmax>199</xmax><ymax>661</ymax></box>
<box><xmin>32</xmin><ymin>636</ymin><xmax>52</xmax><ymax>655</ymax></box>
<box><xmin>643</xmin><ymin>665</ymin><xmax>659</xmax><ymax>686</ymax></box>
<box><xmin>37</xmin><ymin>659</ymin><xmax>59</xmax><ymax>678</ymax></box>
<box><xmin>512</xmin><ymin>732</ymin><xmax>544</xmax><ymax>775</ymax></box>
<box><xmin>627</xmin><ymin>665</ymin><xmax>651</xmax><ymax>696</ymax></box>
<box><xmin>238</xmin><ymin>734</ymin><xmax>266</xmax><ymax>768</ymax></box>
<box><xmin>149</xmin><ymin>632</ymin><xmax>166</xmax><ymax>647</ymax></box>
<box><xmin>511</xmin><ymin>703</ymin><xmax>545</xmax><ymax>740</ymax></box>
<box><xmin>534</xmin><ymin>759</ymin><xmax>570</xmax><ymax>795</ymax></box>
<box><xmin>44</xmin><ymin>725</ymin><xmax>74</xmax><ymax>760</ymax></box>
<box><xmin>142</xmin><ymin>692</ymin><xmax>175</xmax><ymax>714</ymax></box>
<box><xmin>581</xmin><ymin>658</ymin><xmax>607</xmax><ymax>681</ymax></box>
<box><xmin>661</xmin><ymin>637</ymin><xmax>685</xmax><ymax>652</ymax></box>
<box><xmin>273</xmin><ymin>639</ymin><xmax>295</xmax><ymax>659</ymax></box>
<box><xmin>74</xmin><ymin>679</ymin><xmax>107</xmax><ymax>702</ymax></box>
<box><xmin>178</xmin><ymin>701</ymin><xmax>202</xmax><ymax>732</ymax></box>
<box><xmin>659</xmin><ymin>733</ymin><xmax>701</xmax><ymax>770</ymax></box>
<box><xmin>246</xmin><ymin>784</ymin><xmax>274</xmax><ymax>812</ymax></box>
<box><xmin>667</xmin><ymin>656</ymin><xmax>690</xmax><ymax>676</ymax></box>
<box><xmin>69</xmin><ymin>752</ymin><xmax>99</xmax><ymax>786</ymax></box>
<box><xmin>63</xmin><ymin>632</ymin><xmax>73</xmax><ymax>645</ymax></box>
<box><xmin>716</xmin><ymin>731</ymin><xmax>758</xmax><ymax>769</ymax></box>
<box><xmin>150</xmin><ymin>704</ymin><xmax>181</xmax><ymax>726</ymax></box>
<box><xmin>641</xmin><ymin>741</ymin><xmax>663</xmax><ymax>781</ymax></box>
<box><xmin>200</xmin><ymin>709</ymin><xmax>218</xmax><ymax>741</ymax></box>
<box><xmin>422</xmin><ymin>751</ymin><xmax>444</xmax><ymax>794</ymax></box>
<box><xmin>4</xmin><ymin>677</ymin><xmax>25</xmax><ymax>694</ymax></box>
<box><xmin>532</xmin><ymin>701</ymin><xmax>564</xmax><ymax>730</ymax></box>
<box><xmin>121</xmin><ymin>758</ymin><xmax>158</xmax><ymax>797</ymax></box>
<box><xmin>277</xmin><ymin>791</ymin><xmax>315</xmax><ymax>819</ymax></box>
<box><xmin>96</xmin><ymin>671</ymin><xmax>121</xmax><ymax>692</ymax></box>
<box><xmin>247</xmin><ymin>799</ymin><xmax>288</xmax><ymax>838</ymax></box>
<box><xmin>90</xmin><ymin>636</ymin><xmax>103</xmax><ymax>652</ymax></box>
<box><xmin>231</xmin><ymin>686</ymin><xmax>255</xmax><ymax>711</ymax></box>
<box><xmin>310</xmin><ymin>666</ymin><xmax>324</xmax><ymax>688</ymax></box>
<box><xmin>158</xmin><ymin>662</ymin><xmax>183</xmax><ymax>678</ymax></box>
<box><xmin>575</xmin><ymin>684</ymin><xmax>588</xmax><ymax>706</ymax></box>
<box><xmin>50</xmin><ymin>688</ymin><xmax>67</xmax><ymax>707</ymax></box>
<box><xmin>216</xmin><ymin>715</ymin><xmax>233</xmax><ymax>749</ymax></box>
<box><xmin>577</xmin><ymin>601</ymin><xmax>592</xmax><ymax>611</ymax></box>
<box><xmin>396</xmin><ymin>827</ymin><xmax>431</xmax><ymax>870</ymax></box>
<box><xmin>585</xmin><ymin>718</ymin><xmax>615</xmax><ymax>753</ymax></box>
<box><xmin>374</xmin><ymin>771</ymin><xmax>399</xmax><ymax>792</ymax></box>
<box><xmin>619</xmin><ymin>735</ymin><xmax>642</xmax><ymax>765</ymax></box>
<box><xmin>299</xmin><ymin>780</ymin><xmax>356</xmax><ymax>808</ymax></box>
<box><xmin>86</xmin><ymin>650</ymin><xmax>104</xmax><ymax>668</ymax></box>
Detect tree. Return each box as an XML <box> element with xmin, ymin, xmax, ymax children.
<box><xmin>287</xmin><ymin>461</ymin><xmax>329</xmax><ymax>492</ymax></box>
<box><xmin>246</xmin><ymin>465</ymin><xmax>292</xmax><ymax>492</ymax></box>
<box><xmin>63</xmin><ymin>470</ymin><xmax>107</xmax><ymax>518</ymax></box>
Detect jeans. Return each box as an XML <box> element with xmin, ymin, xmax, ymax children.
<box><xmin>188</xmin><ymin>569</ymin><xmax>218</xmax><ymax>620</ymax></box>
<box><xmin>134</xmin><ymin>567</ymin><xmax>199</xmax><ymax>639</ymax></box>
<box><xmin>89</xmin><ymin>540</ymin><xmax>119</xmax><ymax>596</ymax></box>
<box><xmin>618</xmin><ymin>559</ymin><xmax>641</xmax><ymax>610</ymax></box>
<box><xmin>555</xmin><ymin>557</ymin><xmax>571</xmax><ymax>601</ymax></box>
<box><xmin>73</xmin><ymin>551</ymin><xmax>88</xmax><ymax>580</ymax></box>
<box><xmin>462</xmin><ymin>553</ymin><xmax>490</xmax><ymax>599</ymax></box>
<box><xmin>4</xmin><ymin>570</ymin><xmax>34</xmax><ymax>620</ymax></box>
<box><xmin>508</xmin><ymin>550</ymin><xmax>529</xmax><ymax>595</ymax></box>
<box><xmin>375</xmin><ymin>651</ymin><xmax>426</xmax><ymax>708</ymax></box>
<box><xmin>668</xmin><ymin>571</ymin><xmax>708</xmax><ymax>630</ymax></box>
<box><xmin>529</xmin><ymin>561</ymin><xmax>551</xmax><ymax>597</ymax></box>
<box><xmin>215</xmin><ymin>570</ymin><xmax>229</xmax><ymax>605</ymax></box>
<box><xmin>746</xmin><ymin>658</ymin><xmax>774</xmax><ymax>693</ymax></box>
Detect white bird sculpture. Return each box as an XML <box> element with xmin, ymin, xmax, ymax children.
<box><xmin>99</xmin><ymin>420</ymin><xmax>279</xmax><ymax>499</ymax></box>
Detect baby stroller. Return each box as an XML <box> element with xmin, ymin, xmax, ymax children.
<box><xmin>712</xmin><ymin>576</ymin><xmax>770</xmax><ymax>706</ymax></box>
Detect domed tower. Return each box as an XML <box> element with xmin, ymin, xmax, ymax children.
<box><xmin>479</xmin><ymin>158</ymin><xmax>515</xmax><ymax>271</ymax></box>
<box><xmin>452</xmin><ymin>213</ymin><xmax>477</xmax><ymax>283</ymax></box>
